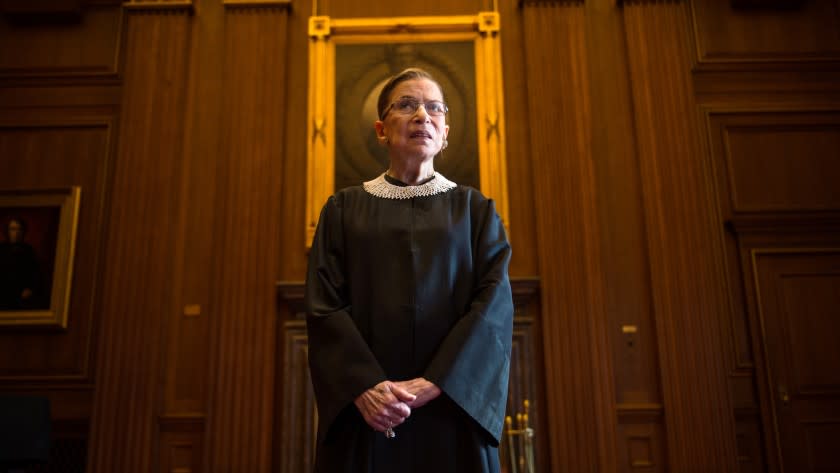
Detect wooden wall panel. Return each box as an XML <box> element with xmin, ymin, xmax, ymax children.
<box><xmin>585</xmin><ymin>0</ymin><xmax>661</xmax><ymax>409</ymax></box>
<box><xmin>580</xmin><ymin>4</ymin><xmax>669</xmax><ymax>468</ymax></box>
<box><xmin>0</xmin><ymin>5</ymin><xmax>122</xmax><ymax>80</ymax></box>
<box><xmin>276</xmin><ymin>315</ymin><xmax>316</xmax><ymax>473</ymax></box>
<box><xmin>750</xmin><ymin>246</ymin><xmax>840</xmax><ymax>472</ymax></box>
<box><xmin>0</xmin><ymin>120</ymin><xmax>111</xmax><ymax>381</ymax></box>
<box><xmin>160</xmin><ymin>0</ymin><xmax>226</xmax><ymax>425</ymax></box>
<box><xmin>733</xmin><ymin>234</ymin><xmax>840</xmax><ymax>473</ymax></box>
<box><xmin>708</xmin><ymin>110</ymin><xmax>840</xmax><ymax>214</ymax></box>
<box><xmin>690</xmin><ymin>0</ymin><xmax>840</xmax><ymax>64</ymax></box>
<box><xmin>695</xmin><ymin>0</ymin><xmax>840</xmax><ymax>465</ymax></box>
<box><xmin>522</xmin><ymin>2</ymin><xmax>618</xmax><ymax>472</ymax></box>
<box><xmin>86</xmin><ymin>9</ymin><xmax>192</xmax><ymax>473</ymax></box>
<box><xmin>159</xmin><ymin>416</ymin><xmax>204</xmax><ymax>473</ymax></box>
<box><xmin>624</xmin><ymin>1</ymin><xmax>740</xmax><ymax>471</ymax></box>
<box><xmin>0</xmin><ymin>115</ymin><xmax>113</xmax><ymax>473</ymax></box>
<box><xmin>203</xmin><ymin>5</ymin><xmax>288</xmax><ymax>472</ymax></box>
<box><xmin>724</xmin><ymin>222</ymin><xmax>767</xmax><ymax>473</ymax></box>
<box><xmin>502</xmin><ymin>290</ymin><xmax>547</xmax><ymax>473</ymax></box>
<box><xmin>707</xmin><ymin>106</ymin><xmax>840</xmax><ymax>473</ymax></box>
<box><xmin>616</xmin><ymin>412</ymin><xmax>666</xmax><ymax>473</ymax></box>
<box><xmin>0</xmin><ymin>4</ymin><xmax>121</xmax><ymax>470</ymax></box>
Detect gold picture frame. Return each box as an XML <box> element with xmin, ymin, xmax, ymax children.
<box><xmin>305</xmin><ymin>12</ymin><xmax>509</xmax><ymax>246</ymax></box>
<box><xmin>0</xmin><ymin>187</ymin><xmax>81</xmax><ymax>328</ymax></box>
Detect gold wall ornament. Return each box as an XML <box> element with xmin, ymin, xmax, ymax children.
<box><xmin>305</xmin><ymin>13</ymin><xmax>510</xmax><ymax>247</ymax></box>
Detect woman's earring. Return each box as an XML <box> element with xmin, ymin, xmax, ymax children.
<box><xmin>442</xmin><ymin>139</ymin><xmax>448</xmax><ymax>149</ymax></box>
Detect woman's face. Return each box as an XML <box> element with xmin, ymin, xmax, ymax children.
<box><xmin>375</xmin><ymin>78</ymin><xmax>449</xmax><ymax>163</ymax></box>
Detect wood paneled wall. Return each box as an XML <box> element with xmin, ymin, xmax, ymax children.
<box><xmin>1</xmin><ymin>0</ymin><xmax>838</xmax><ymax>472</ymax></box>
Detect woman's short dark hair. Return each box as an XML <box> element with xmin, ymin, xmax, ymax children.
<box><xmin>377</xmin><ymin>68</ymin><xmax>445</xmax><ymax>120</ymax></box>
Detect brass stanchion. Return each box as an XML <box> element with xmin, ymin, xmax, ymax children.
<box><xmin>503</xmin><ymin>400</ymin><xmax>535</xmax><ymax>473</ymax></box>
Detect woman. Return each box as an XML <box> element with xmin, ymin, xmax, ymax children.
<box><xmin>306</xmin><ymin>68</ymin><xmax>513</xmax><ymax>472</ymax></box>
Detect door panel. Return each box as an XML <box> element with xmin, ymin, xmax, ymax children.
<box><xmin>754</xmin><ymin>250</ymin><xmax>840</xmax><ymax>472</ymax></box>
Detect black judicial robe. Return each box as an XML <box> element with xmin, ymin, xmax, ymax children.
<box><xmin>305</xmin><ymin>178</ymin><xmax>514</xmax><ymax>473</ymax></box>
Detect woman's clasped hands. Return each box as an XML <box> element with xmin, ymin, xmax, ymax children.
<box><xmin>354</xmin><ymin>378</ymin><xmax>442</xmax><ymax>434</ymax></box>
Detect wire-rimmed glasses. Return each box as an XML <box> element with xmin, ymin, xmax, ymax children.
<box><xmin>381</xmin><ymin>97</ymin><xmax>449</xmax><ymax>119</ymax></box>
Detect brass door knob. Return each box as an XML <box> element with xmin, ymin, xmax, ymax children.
<box><xmin>778</xmin><ymin>385</ymin><xmax>790</xmax><ymax>406</ymax></box>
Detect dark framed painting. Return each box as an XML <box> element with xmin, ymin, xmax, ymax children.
<box><xmin>0</xmin><ymin>187</ymin><xmax>80</xmax><ymax>328</ymax></box>
<box><xmin>305</xmin><ymin>12</ymin><xmax>509</xmax><ymax>246</ymax></box>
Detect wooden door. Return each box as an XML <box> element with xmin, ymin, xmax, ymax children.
<box><xmin>753</xmin><ymin>249</ymin><xmax>840</xmax><ymax>473</ymax></box>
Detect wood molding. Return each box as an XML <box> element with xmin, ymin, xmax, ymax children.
<box><xmin>688</xmin><ymin>1</ymin><xmax>840</xmax><ymax>66</ymax></box>
<box><xmin>693</xmin><ymin>66</ymin><xmax>840</xmax><ymax>105</ymax></box>
<box><xmin>223</xmin><ymin>0</ymin><xmax>291</xmax><ymax>8</ymax></box>
<box><xmin>730</xmin><ymin>0</ymin><xmax>804</xmax><ymax>9</ymax></box>
<box><xmin>0</xmin><ymin>4</ymin><xmax>123</xmax><ymax>83</ymax></box>
<box><xmin>276</xmin><ymin>319</ymin><xmax>315</xmax><ymax>473</ymax></box>
<box><xmin>276</xmin><ymin>281</ymin><xmax>306</xmax><ymax>316</ymax></box>
<box><xmin>727</xmin><ymin>214</ymin><xmax>840</xmax><ymax>235</ymax></box>
<box><xmin>159</xmin><ymin>413</ymin><xmax>205</xmax><ymax>432</ymax></box>
<box><xmin>159</xmin><ymin>415</ymin><xmax>205</xmax><ymax>473</ymax></box>
<box><xmin>1</xmin><ymin>0</ymin><xmax>81</xmax><ymax>21</ymax></box>
<box><xmin>123</xmin><ymin>0</ymin><xmax>193</xmax><ymax>12</ymax></box>
<box><xmin>619</xmin><ymin>0</ymin><xmax>684</xmax><ymax>5</ymax></box>
<box><xmin>520</xmin><ymin>0</ymin><xmax>585</xmax><ymax>6</ymax></box>
<box><xmin>617</xmin><ymin>403</ymin><xmax>664</xmax><ymax>423</ymax></box>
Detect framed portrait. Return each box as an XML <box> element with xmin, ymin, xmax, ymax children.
<box><xmin>305</xmin><ymin>12</ymin><xmax>509</xmax><ymax>245</ymax></box>
<box><xmin>0</xmin><ymin>187</ymin><xmax>80</xmax><ymax>329</ymax></box>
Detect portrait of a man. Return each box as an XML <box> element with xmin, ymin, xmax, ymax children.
<box><xmin>0</xmin><ymin>210</ymin><xmax>59</xmax><ymax>312</ymax></box>
<box><xmin>0</xmin><ymin>187</ymin><xmax>79</xmax><ymax>328</ymax></box>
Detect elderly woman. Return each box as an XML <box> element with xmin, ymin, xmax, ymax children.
<box><xmin>306</xmin><ymin>68</ymin><xmax>513</xmax><ymax>472</ymax></box>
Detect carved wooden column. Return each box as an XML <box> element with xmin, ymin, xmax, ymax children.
<box><xmin>520</xmin><ymin>1</ymin><xmax>619</xmax><ymax>472</ymax></box>
<box><xmin>202</xmin><ymin>2</ymin><xmax>290</xmax><ymax>472</ymax></box>
<box><xmin>87</xmin><ymin>2</ymin><xmax>194</xmax><ymax>472</ymax></box>
<box><xmin>622</xmin><ymin>1</ymin><xmax>739</xmax><ymax>471</ymax></box>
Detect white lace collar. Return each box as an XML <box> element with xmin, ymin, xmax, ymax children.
<box><xmin>363</xmin><ymin>172</ymin><xmax>457</xmax><ymax>200</ymax></box>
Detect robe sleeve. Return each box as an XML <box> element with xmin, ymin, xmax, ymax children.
<box><xmin>305</xmin><ymin>195</ymin><xmax>387</xmax><ymax>444</ymax></box>
<box><xmin>423</xmin><ymin>197</ymin><xmax>514</xmax><ymax>446</ymax></box>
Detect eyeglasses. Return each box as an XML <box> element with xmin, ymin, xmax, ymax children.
<box><xmin>382</xmin><ymin>98</ymin><xmax>449</xmax><ymax>118</ymax></box>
